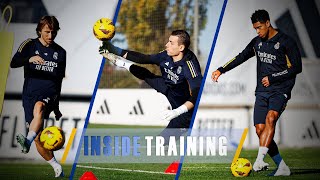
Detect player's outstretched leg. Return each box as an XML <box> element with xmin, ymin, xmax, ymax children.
<box><xmin>17</xmin><ymin>101</ymin><xmax>45</xmax><ymax>153</ymax></box>
<box><xmin>34</xmin><ymin>133</ymin><xmax>64</xmax><ymax>178</ymax></box>
<box><xmin>129</xmin><ymin>65</ymin><xmax>157</xmax><ymax>80</ymax></box>
<box><xmin>16</xmin><ymin>133</ymin><xmax>31</xmax><ymax>154</ymax></box>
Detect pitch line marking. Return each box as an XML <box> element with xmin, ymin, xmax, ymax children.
<box><xmin>76</xmin><ymin>165</ymin><xmax>175</xmax><ymax>175</ymax></box>
<box><xmin>61</xmin><ymin>128</ymin><xmax>77</xmax><ymax>164</ymax></box>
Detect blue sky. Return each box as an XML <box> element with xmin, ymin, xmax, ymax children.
<box><xmin>198</xmin><ymin>0</ymin><xmax>225</xmax><ymax>66</ymax></box>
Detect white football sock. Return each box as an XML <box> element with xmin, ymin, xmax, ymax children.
<box><xmin>26</xmin><ymin>131</ymin><xmax>37</xmax><ymax>145</ymax></box>
<box><xmin>256</xmin><ymin>146</ymin><xmax>269</xmax><ymax>162</ymax></box>
<box><xmin>47</xmin><ymin>157</ymin><xmax>61</xmax><ymax>169</ymax></box>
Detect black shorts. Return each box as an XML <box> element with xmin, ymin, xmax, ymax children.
<box><xmin>129</xmin><ymin>65</ymin><xmax>180</xmax><ymax>105</ymax></box>
<box><xmin>22</xmin><ymin>94</ymin><xmax>57</xmax><ymax>126</ymax></box>
<box><xmin>253</xmin><ymin>92</ymin><xmax>289</xmax><ymax>125</ymax></box>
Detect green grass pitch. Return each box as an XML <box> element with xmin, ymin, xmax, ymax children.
<box><xmin>2</xmin><ymin>122</ymin><xmax>319</xmax><ymax>179</ymax></box>
<box><xmin>1</xmin><ymin>148</ymin><xmax>319</xmax><ymax>179</ymax></box>
<box><xmin>70</xmin><ymin>148</ymin><xmax>320</xmax><ymax>179</ymax></box>
<box><xmin>179</xmin><ymin>148</ymin><xmax>320</xmax><ymax>179</ymax></box>
<box><xmin>0</xmin><ymin>162</ymin><xmax>73</xmax><ymax>179</ymax></box>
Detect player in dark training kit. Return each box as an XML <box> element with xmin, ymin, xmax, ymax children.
<box><xmin>99</xmin><ymin>30</ymin><xmax>202</xmax><ymax>143</ymax></box>
<box><xmin>10</xmin><ymin>16</ymin><xmax>66</xmax><ymax>178</ymax></box>
<box><xmin>212</xmin><ymin>10</ymin><xmax>302</xmax><ymax>176</ymax></box>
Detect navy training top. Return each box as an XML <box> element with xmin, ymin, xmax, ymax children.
<box><xmin>11</xmin><ymin>38</ymin><xmax>66</xmax><ymax>97</ymax></box>
<box><xmin>218</xmin><ymin>30</ymin><xmax>302</xmax><ymax>97</ymax></box>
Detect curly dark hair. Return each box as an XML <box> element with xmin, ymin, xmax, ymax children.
<box><xmin>251</xmin><ymin>9</ymin><xmax>270</xmax><ymax>24</ymax></box>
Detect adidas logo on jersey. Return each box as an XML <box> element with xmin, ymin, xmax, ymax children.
<box><xmin>42</xmin><ymin>97</ymin><xmax>50</xmax><ymax>103</ymax></box>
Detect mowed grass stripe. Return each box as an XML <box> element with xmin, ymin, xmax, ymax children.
<box><xmin>77</xmin><ymin>164</ymin><xmax>173</xmax><ymax>175</ymax></box>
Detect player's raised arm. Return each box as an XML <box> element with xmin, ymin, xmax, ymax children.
<box><xmin>211</xmin><ymin>69</ymin><xmax>222</xmax><ymax>82</ymax></box>
<box><xmin>100</xmin><ymin>41</ymin><xmax>163</xmax><ymax>65</ymax></box>
<box><xmin>214</xmin><ymin>38</ymin><xmax>257</xmax><ymax>79</ymax></box>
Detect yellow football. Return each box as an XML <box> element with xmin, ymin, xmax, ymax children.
<box><xmin>230</xmin><ymin>158</ymin><xmax>252</xmax><ymax>177</ymax></box>
<box><xmin>93</xmin><ymin>18</ymin><xmax>115</xmax><ymax>41</ymax></box>
<box><xmin>40</xmin><ymin>126</ymin><xmax>65</xmax><ymax>151</ymax></box>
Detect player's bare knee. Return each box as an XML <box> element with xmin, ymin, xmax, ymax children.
<box><xmin>256</xmin><ymin>128</ymin><xmax>262</xmax><ymax>136</ymax></box>
<box><xmin>255</xmin><ymin>124</ymin><xmax>264</xmax><ymax>136</ymax></box>
<box><xmin>266</xmin><ymin>112</ymin><xmax>278</xmax><ymax>127</ymax></box>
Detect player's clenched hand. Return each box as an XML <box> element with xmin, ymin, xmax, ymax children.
<box><xmin>99</xmin><ymin>44</ymin><xmax>109</xmax><ymax>55</ymax></box>
<box><xmin>100</xmin><ymin>41</ymin><xmax>123</xmax><ymax>56</ymax></box>
<box><xmin>211</xmin><ymin>70</ymin><xmax>221</xmax><ymax>82</ymax></box>
<box><xmin>161</xmin><ymin>105</ymin><xmax>188</xmax><ymax>121</ymax></box>
<box><xmin>262</xmin><ymin>76</ymin><xmax>270</xmax><ymax>87</ymax></box>
<box><xmin>99</xmin><ymin>45</ymin><xmax>113</xmax><ymax>63</ymax></box>
<box><xmin>29</xmin><ymin>55</ymin><xmax>44</xmax><ymax>64</ymax></box>
<box><xmin>99</xmin><ymin>48</ymin><xmax>121</xmax><ymax>66</ymax></box>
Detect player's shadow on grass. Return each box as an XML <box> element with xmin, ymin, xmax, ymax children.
<box><xmin>291</xmin><ymin>169</ymin><xmax>320</xmax><ymax>175</ymax></box>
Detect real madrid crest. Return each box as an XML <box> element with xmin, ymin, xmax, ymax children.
<box><xmin>53</xmin><ymin>52</ymin><xmax>58</xmax><ymax>60</ymax></box>
<box><xmin>177</xmin><ymin>66</ymin><xmax>182</xmax><ymax>74</ymax></box>
<box><xmin>258</xmin><ymin>42</ymin><xmax>262</xmax><ymax>49</ymax></box>
<box><xmin>274</xmin><ymin>42</ymin><xmax>280</xmax><ymax>49</ymax></box>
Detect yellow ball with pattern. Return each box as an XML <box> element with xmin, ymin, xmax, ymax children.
<box><xmin>231</xmin><ymin>158</ymin><xmax>252</xmax><ymax>177</ymax></box>
<box><xmin>93</xmin><ymin>18</ymin><xmax>115</xmax><ymax>41</ymax></box>
<box><xmin>40</xmin><ymin>126</ymin><xmax>65</xmax><ymax>151</ymax></box>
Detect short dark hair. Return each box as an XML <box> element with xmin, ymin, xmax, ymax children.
<box><xmin>251</xmin><ymin>9</ymin><xmax>270</xmax><ymax>24</ymax></box>
<box><xmin>171</xmin><ymin>30</ymin><xmax>190</xmax><ymax>52</ymax></box>
<box><xmin>36</xmin><ymin>16</ymin><xmax>60</xmax><ymax>37</ymax></box>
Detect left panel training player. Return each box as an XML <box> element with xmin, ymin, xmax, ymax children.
<box><xmin>11</xmin><ymin>16</ymin><xmax>66</xmax><ymax>178</ymax></box>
